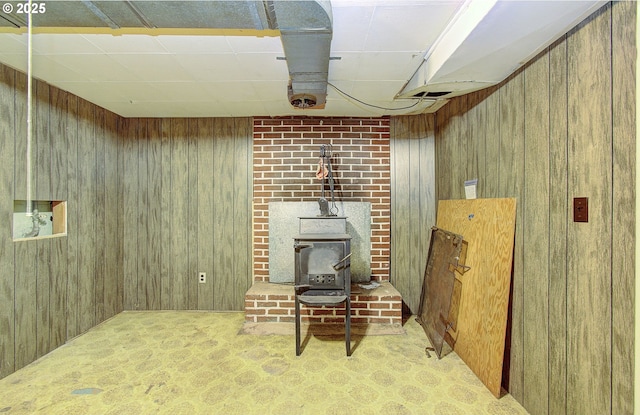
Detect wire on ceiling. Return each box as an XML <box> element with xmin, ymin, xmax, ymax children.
<box><xmin>327</xmin><ymin>82</ymin><xmax>424</xmax><ymax>111</ymax></box>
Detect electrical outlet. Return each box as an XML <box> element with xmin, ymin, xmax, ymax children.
<box><xmin>198</xmin><ymin>272</ymin><xmax>206</xmax><ymax>284</ymax></box>
<box><xmin>573</xmin><ymin>197</ymin><xmax>588</xmax><ymax>222</ymax></box>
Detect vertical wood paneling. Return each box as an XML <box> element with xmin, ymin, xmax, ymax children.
<box><xmin>136</xmin><ymin>120</ymin><xmax>149</xmax><ymax>310</ymax></box>
<box><xmin>98</xmin><ymin>108</ymin><xmax>120</xmax><ymax>321</ymax></box>
<box><xmin>390</xmin><ymin>115</ymin><xmax>436</xmax><ymax>314</ymax></box>
<box><xmin>77</xmin><ymin>98</ymin><xmax>96</xmax><ymax>334</ymax></box>
<box><xmin>197</xmin><ymin>119</ymin><xmax>214</xmax><ymax>310</ymax></box>
<box><xmin>14</xmin><ymin>71</ymin><xmax>37</xmax><ymax>367</ymax></box>
<box><xmin>13</xmin><ymin>71</ymin><xmax>35</xmax><ymax>368</ymax></box>
<box><xmin>566</xmin><ymin>6</ymin><xmax>612</xmax><ymax>415</ymax></box>
<box><xmin>34</xmin><ymin>80</ymin><xmax>51</xmax><ymax>358</ymax></box>
<box><xmin>484</xmin><ymin>89</ymin><xmax>501</xmax><ymax>198</ymax></box>
<box><xmin>467</xmin><ymin>90</ymin><xmax>488</xmax><ymax>196</ymax></box>
<box><xmin>49</xmin><ymin>87</ymin><xmax>68</xmax><ymax>350</ymax></box>
<box><xmin>34</xmin><ymin>80</ymin><xmax>50</xmax><ymax>200</ymax></box>
<box><xmin>146</xmin><ymin>119</ymin><xmax>162</xmax><ymax>311</ymax></box>
<box><xmin>0</xmin><ymin>65</ymin><xmax>15</xmax><ymax>377</ymax></box>
<box><xmin>160</xmin><ymin>119</ymin><xmax>172</xmax><ymax>309</ymax></box>
<box><xmin>213</xmin><ymin>120</ymin><xmax>235</xmax><ymax>310</ymax></box>
<box><xmin>417</xmin><ymin>115</ymin><xmax>436</xmax><ymax>293</ymax></box>
<box><xmin>407</xmin><ymin>116</ymin><xmax>424</xmax><ymax>311</ymax></box>
<box><xmin>435</xmin><ymin>107</ymin><xmax>451</xmax><ymax>199</ymax></box>
<box><xmin>611</xmin><ymin>3</ymin><xmax>636</xmax><ymax>414</ymax></box>
<box><xmin>499</xmin><ymin>70</ymin><xmax>526</xmax><ymax>403</ymax></box>
<box><xmin>187</xmin><ymin>119</ymin><xmax>199</xmax><ymax>310</ymax></box>
<box><xmin>121</xmin><ymin>118</ymin><xmax>137</xmax><ymax>310</ymax></box>
<box><xmin>14</xmin><ymin>72</ymin><xmax>26</xmax><ymax>202</ymax></box>
<box><xmin>548</xmin><ymin>36</ymin><xmax>569</xmax><ymax>415</ymax></box>
<box><xmin>171</xmin><ymin>119</ymin><xmax>189</xmax><ymax>310</ymax></box>
<box><xmin>14</xmin><ymin>241</ymin><xmax>36</xmax><ymax>371</ymax></box>
<box><xmin>233</xmin><ymin>118</ymin><xmax>252</xmax><ymax>309</ymax></box>
<box><xmin>113</xmin><ymin>117</ymin><xmax>254</xmax><ymax>312</ymax></box>
<box><xmin>444</xmin><ymin>98</ymin><xmax>467</xmax><ymax>199</ymax></box>
<box><xmin>523</xmin><ymin>50</ymin><xmax>550</xmax><ymax>414</ymax></box>
<box><xmin>66</xmin><ymin>93</ymin><xmax>79</xmax><ymax>339</ymax></box>
<box><xmin>1</xmin><ymin>62</ymin><xmax>123</xmax><ymax>380</ymax></box>
<box><xmin>36</xmin><ymin>239</ymin><xmax>51</xmax><ymax>358</ymax></box>
<box><xmin>94</xmin><ymin>108</ymin><xmax>106</xmax><ymax>323</ymax></box>
<box><xmin>390</xmin><ymin>116</ymin><xmax>411</xmax><ymax>307</ymax></box>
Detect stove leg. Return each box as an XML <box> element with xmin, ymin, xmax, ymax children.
<box><xmin>295</xmin><ymin>296</ymin><xmax>301</xmax><ymax>356</ymax></box>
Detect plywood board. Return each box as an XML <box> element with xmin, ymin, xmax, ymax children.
<box><xmin>436</xmin><ymin>198</ymin><xmax>516</xmax><ymax>397</ymax></box>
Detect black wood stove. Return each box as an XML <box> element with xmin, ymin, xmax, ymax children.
<box><xmin>294</xmin><ymin>216</ymin><xmax>352</xmax><ymax>356</ymax></box>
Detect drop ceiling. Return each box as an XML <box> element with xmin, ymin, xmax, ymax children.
<box><xmin>0</xmin><ymin>0</ymin><xmax>606</xmax><ymax>118</ymax></box>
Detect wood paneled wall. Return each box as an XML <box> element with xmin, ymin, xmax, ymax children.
<box><xmin>0</xmin><ymin>64</ymin><xmax>122</xmax><ymax>378</ymax></box>
<box><xmin>433</xmin><ymin>3</ymin><xmax>635</xmax><ymax>414</ymax></box>
<box><xmin>119</xmin><ymin>117</ymin><xmax>253</xmax><ymax>311</ymax></box>
<box><xmin>0</xmin><ymin>65</ymin><xmax>253</xmax><ymax>379</ymax></box>
<box><xmin>390</xmin><ymin>115</ymin><xmax>436</xmax><ymax>314</ymax></box>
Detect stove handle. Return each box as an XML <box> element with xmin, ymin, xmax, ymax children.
<box><xmin>332</xmin><ymin>252</ymin><xmax>352</xmax><ymax>270</ymax></box>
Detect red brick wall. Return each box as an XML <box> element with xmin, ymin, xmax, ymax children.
<box><xmin>253</xmin><ymin>116</ymin><xmax>391</xmax><ymax>283</ymax></box>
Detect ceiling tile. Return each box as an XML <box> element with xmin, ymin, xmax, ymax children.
<box><xmin>225</xmin><ymin>35</ymin><xmax>283</xmax><ymax>54</ymax></box>
<box><xmin>330</xmin><ymin>4</ymin><xmax>374</xmax><ymax>52</ymax></box>
<box><xmin>156</xmin><ymin>35</ymin><xmax>233</xmax><ymax>54</ymax></box>
<box><xmin>31</xmin><ymin>33</ymin><xmax>102</xmax><ymax>54</ymax></box>
<box><xmin>364</xmin><ymin>3</ymin><xmax>462</xmax><ymax>51</ymax></box>
<box><xmin>82</xmin><ymin>33</ymin><xmax>169</xmax><ymax>54</ymax></box>
<box><xmin>175</xmin><ymin>53</ymin><xmax>243</xmax><ymax>82</ymax></box>
<box><xmin>354</xmin><ymin>51</ymin><xmax>424</xmax><ymax>81</ymax></box>
<box><xmin>109</xmin><ymin>53</ymin><xmax>193</xmax><ymax>81</ymax></box>
<box><xmin>44</xmin><ymin>53</ymin><xmax>142</xmax><ymax>82</ymax></box>
<box><xmin>234</xmin><ymin>53</ymin><xmax>288</xmax><ymax>81</ymax></box>
<box><xmin>0</xmin><ymin>34</ymin><xmax>29</xmax><ymax>53</ymax></box>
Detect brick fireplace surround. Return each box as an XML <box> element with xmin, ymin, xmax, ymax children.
<box><xmin>245</xmin><ymin>116</ymin><xmax>402</xmax><ymax>327</ymax></box>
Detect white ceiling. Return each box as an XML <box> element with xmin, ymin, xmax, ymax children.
<box><xmin>0</xmin><ymin>0</ymin><xmax>605</xmax><ymax>118</ymax></box>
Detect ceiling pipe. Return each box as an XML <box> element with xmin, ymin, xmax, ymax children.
<box><xmin>271</xmin><ymin>0</ymin><xmax>333</xmax><ymax>109</ymax></box>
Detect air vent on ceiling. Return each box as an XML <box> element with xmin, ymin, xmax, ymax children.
<box><xmin>290</xmin><ymin>94</ymin><xmax>317</xmax><ymax>109</ymax></box>
<box><xmin>412</xmin><ymin>91</ymin><xmax>452</xmax><ymax>98</ymax></box>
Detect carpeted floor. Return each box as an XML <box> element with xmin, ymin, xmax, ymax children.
<box><xmin>0</xmin><ymin>311</ymin><xmax>529</xmax><ymax>415</ymax></box>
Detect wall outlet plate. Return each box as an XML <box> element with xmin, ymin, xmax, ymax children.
<box><xmin>198</xmin><ymin>272</ymin><xmax>206</xmax><ymax>283</ymax></box>
<box><xmin>573</xmin><ymin>197</ymin><xmax>588</xmax><ymax>222</ymax></box>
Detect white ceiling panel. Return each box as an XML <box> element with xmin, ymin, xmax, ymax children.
<box><xmin>82</xmin><ymin>33</ymin><xmax>169</xmax><ymax>54</ymax></box>
<box><xmin>225</xmin><ymin>35</ymin><xmax>283</xmax><ymax>53</ymax></box>
<box><xmin>42</xmin><ymin>53</ymin><xmax>141</xmax><ymax>82</ymax></box>
<box><xmin>354</xmin><ymin>52</ymin><xmax>425</xmax><ymax>81</ymax></box>
<box><xmin>109</xmin><ymin>53</ymin><xmax>194</xmax><ymax>81</ymax></box>
<box><xmin>31</xmin><ymin>55</ymin><xmax>91</xmax><ymax>82</ymax></box>
<box><xmin>30</xmin><ymin>33</ymin><xmax>99</xmax><ymax>54</ymax></box>
<box><xmin>235</xmin><ymin>53</ymin><xmax>289</xmax><ymax>81</ymax></box>
<box><xmin>173</xmin><ymin>53</ymin><xmax>243</xmax><ymax>82</ymax></box>
<box><xmin>363</xmin><ymin>3</ymin><xmax>461</xmax><ymax>51</ymax></box>
<box><xmin>156</xmin><ymin>35</ymin><xmax>234</xmax><ymax>54</ymax></box>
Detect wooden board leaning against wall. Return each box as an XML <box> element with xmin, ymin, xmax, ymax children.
<box><xmin>435</xmin><ymin>198</ymin><xmax>517</xmax><ymax>398</ymax></box>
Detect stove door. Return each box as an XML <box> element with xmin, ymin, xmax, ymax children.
<box><xmin>294</xmin><ymin>241</ymin><xmax>349</xmax><ymax>289</ymax></box>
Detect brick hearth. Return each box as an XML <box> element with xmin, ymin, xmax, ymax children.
<box><xmin>245</xmin><ymin>281</ymin><xmax>402</xmax><ymax>325</ymax></box>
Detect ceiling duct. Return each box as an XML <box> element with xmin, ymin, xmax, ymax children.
<box><xmin>271</xmin><ymin>1</ymin><xmax>332</xmax><ymax>109</ymax></box>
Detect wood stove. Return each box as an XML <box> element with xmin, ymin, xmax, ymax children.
<box><xmin>294</xmin><ymin>216</ymin><xmax>352</xmax><ymax>355</ymax></box>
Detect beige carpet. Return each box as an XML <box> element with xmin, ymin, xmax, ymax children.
<box><xmin>0</xmin><ymin>311</ymin><xmax>529</xmax><ymax>415</ymax></box>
